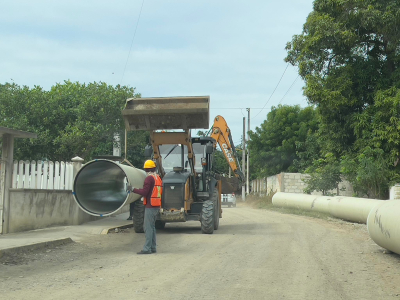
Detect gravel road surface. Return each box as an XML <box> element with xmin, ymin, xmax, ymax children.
<box><xmin>1</xmin><ymin>206</ymin><xmax>400</xmax><ymax>300</ymax></box>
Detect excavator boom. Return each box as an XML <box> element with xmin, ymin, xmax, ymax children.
<box><xmin>210</xmin><ymin>115</ymin><xmax>244</xmax><ymax>182</ymax></box>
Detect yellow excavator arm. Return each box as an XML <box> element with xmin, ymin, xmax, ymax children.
<box><xmin>209</xmin><ymin>115</ymin><xmax>244</xmax><ymax>182</ymax></box>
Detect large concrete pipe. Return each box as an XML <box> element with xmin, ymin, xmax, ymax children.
<box><xmin>272</xmin><ymin>192</ymin><xmax>383</xmax><ymax>223</ymax></box>
<box><xmin>72</xmin><ymin>159</ymin><xmax>146</xmax><ymax>216</ymax></box>
<box><xmin>272</xmin><ymin>193</ymin><xmax>330</xmax><ymax>213</ymax></box>
<box><xmin>367</xmin><ymin>201</ymin><xmax>400</xmax><ymax>255</ymax></box>
<box><xmin>328</xmin><ymin>197</ymin><xmax>383</xmax><ymax>224</ymax></box>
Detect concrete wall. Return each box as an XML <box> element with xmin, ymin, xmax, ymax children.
<box><xmin>282</xmin><ymin>173</ymin><xmax>354</xmax><ymax>196</ymax></box>
<box><xmin>252</xmin><ymin>172</ymin><xmax>354</xmax><ymax>197</ymax></box>
<box><xmin>266</xmin><ymin>174</ymin><xmax>282</xmax><ymax>194</ymax></box>
<box><xmin>8</xmin><ymin>189</ymin><xmax>129</xmax><ymax>233</ymax></box>
<box><xmin>389</xmin><ymin>184</ymin><xmax>400</xmax><ymax>200</ymax></box>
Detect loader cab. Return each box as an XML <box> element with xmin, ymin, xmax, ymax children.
<box><xmin>157</xmin><ymin>137</ymin><xmax>216</xmax><ymax>193</ymax></box>
<box><xmin>191</xmin><ymin>137</ymin><xmax>216</xmax><ymax>193</ymax></box>
<box><xmin>159</xmin><ymin>144</ymin><xmax>188</xmax><ymax>173</ymax></box>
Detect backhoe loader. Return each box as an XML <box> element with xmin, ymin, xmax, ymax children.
<box><xmin>122</xmin><ymin>96</ymin><xmax>243</xmax><ymax>234</ymax></box>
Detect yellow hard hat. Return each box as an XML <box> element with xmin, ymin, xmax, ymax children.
<box><xmin>144</xmin><ymin>160</ymin><xmax>156</xmax><ymax>169</ymax></box>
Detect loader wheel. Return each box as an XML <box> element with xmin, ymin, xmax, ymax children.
<box><xmin>201</xmin><ymin>200</ymin><xmax>214</xmax><ymax>234</ymax></box>
<box><xmin>213</xmin><ymin>190</ymin><xmax>220</xmax><ymax>230</ymax></box>
<box><xmin>132</xmin><ymin>200</ymin><xmax>145</xmax><ymax>233</ymax></box>
<box><xmin>155</xmin><ymin>220</ymin><xmax>166</xmax><ymax>229</ymax></box>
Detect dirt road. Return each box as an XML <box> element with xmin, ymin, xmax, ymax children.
<box><xmin>1</xmin><ymin>206</ymin><xmax>400</xmax><ymax>300</ymax></box>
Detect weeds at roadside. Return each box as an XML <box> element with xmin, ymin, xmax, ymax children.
<box><xmin>238</xmin><ymin>193</ymin><xmax>331</xmax><ymax>221</ymax></box>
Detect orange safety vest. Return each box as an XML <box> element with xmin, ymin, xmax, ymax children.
<box><xmin>143</xmin><ymin>174</ymin><xmax>163</xmax><ymax>207</ymax></box>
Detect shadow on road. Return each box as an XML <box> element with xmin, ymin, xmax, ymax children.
<box><xmin>158</xmin><ymin>224</ymin><xmax>201</xmax><ymax>234</ymax></box>
<box><xmin>155</xmin><ymin>222</ymin><xmax>279</xmax><ymax>235</ymax></box>
<box><xmin>217</xmin><ymin>223</ymin><xmax>280</xmax><ymax>235</ymax></box>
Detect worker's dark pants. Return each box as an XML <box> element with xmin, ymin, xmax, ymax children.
<box><xmin>143</xmin><ymin>208</ymin><xmax>159</xmax><ymax>252</ymax></box>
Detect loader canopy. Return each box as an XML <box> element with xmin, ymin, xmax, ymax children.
<box><xmin>122</xmin><ymin>96</ymin><xmax>210</xmax><ymax>131</ymax></box>
<box><xmin>159</xmin><ymin>143</ymin><xmax>206</xmax><ymax>173</ymax></box>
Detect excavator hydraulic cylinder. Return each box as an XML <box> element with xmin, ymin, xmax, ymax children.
<box><xmin>72</xmin><ymin>159</ymin><xmax>146</xmax><ymax>216</ymax></box>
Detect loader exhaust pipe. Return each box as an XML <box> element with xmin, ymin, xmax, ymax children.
<box><xmin>72</xmin><ymin>159</ymin><xmax>146</xmax><ymax>216</ymax></box>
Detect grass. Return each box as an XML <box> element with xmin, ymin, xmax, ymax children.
<box><xmin>238</xmin><ymin>193</ymin><xmax>332</xmax><ymax>221</ymax></box>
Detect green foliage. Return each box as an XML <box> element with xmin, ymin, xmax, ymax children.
<box><xmin>285</xmin><ymin>0</ymin><xmax>400</xmax><ymax>156</ymax></box>
<box><xmin>0</xmin><ymin>81</ymin><xmax>147</xmax><ymax>164</ymax></box>
<box><xmin>279</xmin><ymin>0</ymin><xmax>400</xmax><ymax>198</ymax></box>
<box><xmin>354</xmin><ymin>87</ymin><xmax>400</xmax><ymax>159</ymax></box>
<box><xmin>303</xmin><ymin>153</ymin><xmax>341</xmax><ymax>195</ymax></box>
<box><xmin>293</xmin><ymin>129</ymin><xmax>321</xmax><ymax>172</ymax></box>
<box><xmin>341</xmin><ymin>147</ymin><xmax>397</xmax><ymax>199</ymax></box>
<box><xmin>248</xmin><ymin>105</ymin><xmax>318</xmax><ymax>178</ymax></box>
<box><xmin>196</xmin><ymin>130</ymin><xmax>208</xmax><ymax>137</ymax></box>
<box><xmin>213</xmin><ymin>149</ymin><xmax>230</xmax><ymax>175</ymax></box>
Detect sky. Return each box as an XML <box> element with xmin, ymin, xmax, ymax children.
<box><xmin>1</xmin><ymin>0</ymin><xmax>314</xmax><ymax>145</ymax></box>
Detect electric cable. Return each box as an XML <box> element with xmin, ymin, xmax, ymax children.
<box><xmin>253</xmin><ymin>63</ymin><xmax>290</xmax><ymax>119</ymax></box>
<box><xmin>277</xmin><ymin>75</ymin><xmax>300</xmax><ymax>105</ymax></box>
<box><xmin>120</xmin><ymin>0</ymin><xmax>145</xmax><ymax>84</ymax></box>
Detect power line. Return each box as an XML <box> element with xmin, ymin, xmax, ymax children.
<box><xmin>277</xmin><ymin>75</ymin><xmax>300</xmax><ymax>105</ymax></box>
<box><xmin>120</xmin><ymin>0</ymin><xmax>145</xmax><ymax>84</ymax></box>
<box><xmin>211</xmin><ymin>73</ymin><xmax>301</xmax><ymax>114</ymax></box>
<box><xmin>252</xmin><ymin>63</ymin><xmax>290</xmax><ymax>119</ymax></box>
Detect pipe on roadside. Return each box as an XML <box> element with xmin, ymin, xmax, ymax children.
<box><xmin>272</xmin><ymin>192</ymin><xmax>383</xmax><ymax>223</ymax></box>
<box><xmin>367</xmin><ymin>201</ymin><xmax>400</xmax><ymax>255</ymax></box>
<box><xmin>328</xmin><ymin>197</ymin><xmax>383</xmax><ymax>224</ymax></box>
<box><xmin>272</xmin><ymin>193</ymin><xmax>327</xmax><ymax>213</ymax></box>
<box><xmin>72</xmin><ymin>159</ymin><xmax>146</xmax><ymax>216</ymax></box>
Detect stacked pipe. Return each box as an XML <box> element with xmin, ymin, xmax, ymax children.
<box><xmin>272</xmin><ymin>192</ymin><xmax>400</xmax><ymax>256</ymax></box>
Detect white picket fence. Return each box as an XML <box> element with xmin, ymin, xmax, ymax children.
<box><xmin>12</xmin><ymin>160</ymin><xmax>74</xmax><ymax>190</ymax></box>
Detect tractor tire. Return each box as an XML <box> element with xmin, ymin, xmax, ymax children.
<box><xmin>155</xmin><ymin>220</ymin><xmax>166</xmax><ymax>229</ymax></box>
<box><xmin>213</xmin><ymin>190</ymin><xmax>220</xmax><ymax>230</ymax></box>
<box><xmin>201</xmin><ymin>200</ymin><xmax>214</xmax><ymax>234</ymax></box>
<box><xmin>132</xmin><ymin>200</ymin><xmax>145</xmax><ymax>233</ymax></box>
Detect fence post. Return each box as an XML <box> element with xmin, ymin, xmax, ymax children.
<box><xmin>60</xmin><ymin>162</ymin><xmax>65</xmax><ymax>190</ymax></box>
<box><xmin>48</xmin><ymin>161</ymin><xmax>54</xmax><ymax>189</ymax></box>
<box><xmin>30</xmin><ymin>161</ymin><xmax>36</xmax><ymax>189</ymax></box>
<box><xmin>54</xmin><ymin>162</ymin><xmax>60</xmax><ymax>190</ymax></box>
<box><xmin>17</xmin><ymin>161</ymin><xmax>24</xmax><ymax>188</ymax></box>
<box><xmin>42</xmin><ymin>161</ymin><xmax>48</xmax><ymax>189</ymax></box>
<box><xmin>36</xmin><ymin>160</ymin><xmax>42</xmax><ymax>189</ymax></box>
<box><xmin>71</xmin><ymin>156</ymin><xmax>84</xmax><ymax>180</ymax></box>
<box><xmin>12</xmin><ymin>161</ymin><xmax>18</xmax><ymax>188</ymax></box>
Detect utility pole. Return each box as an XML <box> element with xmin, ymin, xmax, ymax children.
<box><xmin>242</xmin><ymin>117</ymin><xmax>246</xmax><ymax>201</ymax></box>
<box><xmin>246</xmin><ymin>108</ymin><xmax>250</xmax><ymax>194</ymax></box>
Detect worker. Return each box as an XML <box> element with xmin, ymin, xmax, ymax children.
<box><xmin>127</xmin><ymin>202</ymin><xmax>134</xmax><ymax>220</ymax></box>
<box><xmin>127</xmin><ymin>160</ymin><xmax>162</xmax><ymax>254</ymax></box>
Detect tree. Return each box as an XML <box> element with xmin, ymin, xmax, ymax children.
<box><xmin>293</xmin><ymin>129</ymin><xmax>321</xmax><ymax>172</ymax></box>
<box><xmin>285</xmin><ymin>0</ymin><xmax>400</xmax><ymax>156</ymax></box>
<box><xmin>0</xmin><ymin>81</ymin><xmax>145</xmax><ymax>163</ymax></box>
<box><xmin>303</xmin><ymin>153</ymin><xmax>342</xmax><ymax>195</ymax></box>
<box><xmin>248</xmin><ymin>105</ymin><xmax>318</xmax><ymax>177</ymax></box>
<box><xmin>341</xmin><ymin>147</ymin><xmax>398</xmax><ymax>199</ymax></box>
